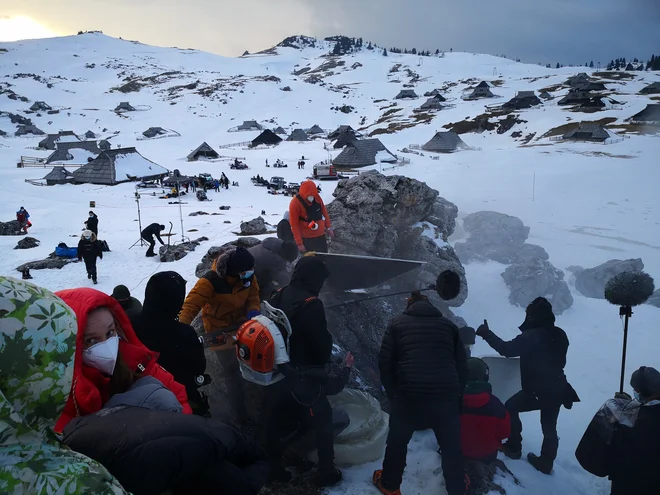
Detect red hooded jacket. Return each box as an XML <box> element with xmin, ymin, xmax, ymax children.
<box><xmin>54</xmin><ymin>288</ymin><xmax>191</xmax><ymax>433</ymax></box>
<box><xmin>460</xmin><ymin>384</ymin><xmax>511</xmax><ymax>461</ymax></box>
<box><xmin>288</xmin><ymin>181</ymin><xmax>331</xmax><ymax>246</ymax></box>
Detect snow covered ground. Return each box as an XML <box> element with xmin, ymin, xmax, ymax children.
<box><xmin>1</xmin><ymin>33</ymin><xmax>659</xmax><ymax>495</ymax></box>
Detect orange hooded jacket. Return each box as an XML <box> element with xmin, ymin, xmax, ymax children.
<box><xmin>288</xmin><ymin>181</ymin><xmax>332</xmax><ymax>246</ymax></box>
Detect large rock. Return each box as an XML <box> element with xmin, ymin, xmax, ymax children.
<box><xmin>501</xmin><ymin>258</ymin><xmax>574</xmax><ymax>314</ymax></box>
<box><xmin>0</xmin><ymin>220</ymin><xmax>24</xmax><ymax>236</ymax></box>
<box><xmin>16</xmin><ymin>253</ymin><xmax>77</xmax><ymax>272</ymax></box>
<box><xmin>648</xmin><ymin>289</ymin><xmax>660</xmax><ymax>308</ymax></box>
<box><xmin>454</xmin><ymin>211</ymin><xmax>534</xmax><ymax>264</ymax></box>
<box><xmin>570</xmin><ymin>258</ymin><xmax>645</xmax><ymax>300</ymax></box>
<box><xmin>14</xmin><ymin>237</ymin><xmax>40</xmax><ymax>249</ymax></box>
<box><xmin>239</xmin><ymin>216</ymin><xmax>267</xmax><ymax>235</ymax></box>
<box><xmin>195</xmin><ymin>237</ymin><xmax>261</xmax><ymax>276</ymax></box>
<box><xmin>158</xmin><ymin>236</ymin><xmax>208</xmax><ymax>262</ymax></box>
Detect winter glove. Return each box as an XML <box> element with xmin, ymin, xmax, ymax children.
<box><xmin>247</xmin><ymin>310</ymin><xmax>261</xmax><ymax>319</ymax></box>
<box><xmin>297</xmin><ymin>244</ymin><xmax>306</xmax><ymax>253</ymax></box>
<box><xmin>476</xmin><ymin>319</ymin><xmax>490</xmax><ymax>337</ymax></box>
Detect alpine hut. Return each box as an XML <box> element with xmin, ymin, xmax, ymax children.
<box><xmin>30</xmin><ymin>101</ymin><xmax>52</xmax><ymax>112</ymax></box>
<box><xmin>15</xmin><ymin>124</ymin><xmax>45</xmax><ymax>136</ymax></box>
<box><xmin>273</xmin><ymin>126</ymin><xmax>287</xmax><ymax>135</ymax></box>
<box><xmin>307</xmin><ymin>124</ymin><xmax>324</xmax><ymax>135</ymax></box>
<box><xmin>114</xmin><ymin>102</ymin><xmax>136</xmax><ymax>113</ymax></box>
<box><xmin>395</xmin><ymin>89</ymin><xmax>418</xmax><ymax>99</ymax></box>
<box><xmin>42</xmin><ymin>166</ymin><xmax>75</xmax><ymax>186</ymax></box>
<box><xmin>558</xmin><ymin>89</ymin><xmax>592</xmax><ymax>106</ymax></box>
<box><xmin>251</xmin><ymin>129</ymin><xmax>283</xmax><ymax>147</ymax></box>
<box><xmin>333</xmin><ymin>130</ymin><xmax>358</xmax><ymax>149</ymax></box>
<box><xmin>72</xmin><ymin>148</ymin><xmax>168</xmax><ymax>185</ymax></box>
<box><xmin>421</xmin><ymin>132</ymin><xmax>468</xmax><ymax>153</ymax></box>
<box><xmin>424</xmin><ymin>89</ymin><xmax>446</xmax><ymax>101</ymax></box>
<box><xmin>467</xmin><ymin>81</ymin><xmax>495</xmax><ymax>99</ymax></box>
<box><xmin>640</xmin><ymin>82</ymin><xmax>660</xmax><ymax>95</ymax></box>
<box><xmin>38</xmin><ymin>131</ymin><xmax>80</xmax><ymax>150</ymax></box>
<box><xmin>142</xmin><ymin>127</ymin><xmax>168</xmax><ymax>138</ymax></box>
<box><xmin>84</xmin><ymin>130</ymin><xmax>97</xmax><ymax>139</ymax></box>
<box><xmin>287</xmin><ymin>128</ymin><xmax>310</xmax><ymax>142</ymax></box>
<box><xmin>46</xmin><ymin>141</ymin><xmax>101</xmax><ymax>165</ymax></box>
<box><xmin>332</xmin><ymin>139</ymin><xmax>397</xmax><ymax>168</ymax></box>
<box><xmin>502</xmin><ymin>91</ymin><xmax>542</xmax><ymax>110</ymax></box>
<box><xmin>328</xmin><ymin>125</ymin><xmax>356</xmax><ymax>140</ymax></box>
<box><xmin>187</xmin><ymin>142</ymin><xmax>219</xmax><ymax>161</ymax></box>
<box><xmin>562</xmin><ymin>123</ymin><xmax>609</xmax><ymax>142</ymax></box>
<box><xmin>236</xmin><ymin>120</ymin><xmax>263</xmax><ymax>131</ymax></box>
<box><xmin>565</xmin><ymin>73</ymin><xmax>592</xmax><ymax>88</ymax></box>
<box><xmin>419</xmin><ymin>96</ymin><xmax>445</xmax><ymax>111</ymax></box>
<box><xmin>629</xmin><ymin>104</ymin><xmax>660</xmax><ymax>125</ymax></box>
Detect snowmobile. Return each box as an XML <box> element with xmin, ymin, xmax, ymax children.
<box><xmin>196</xmin><ymin>190</ymin><xmax>211</xmax><ymax>202</ymax></box>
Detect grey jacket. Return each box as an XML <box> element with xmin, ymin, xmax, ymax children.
<box><xmin>248</xmin><ymin>237</ymin><xmax>292</xmax><ymax>299</ymax></box>
<box><xmin>104</xmin><ymin>376</ymin><xmax>183</xmax><ymax>413</ymax></box>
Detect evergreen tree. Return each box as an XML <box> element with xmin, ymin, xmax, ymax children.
<box><xmin>412</xmin><ymin>48</ymin><xmax>417</xmax><ymax>55</ymax></box>
<box><xmin>383</xmin><ymin>47</ymin><xmax>388</xmax><ymax>57</ymax></box>
<box><xmin>332</xmin><ymin>42</ymin><xmax>342</xmax><ymax>56</ymax></box>
<box><xmin>556</xmin><ymin>62</ymin><xmax>560</xmax><ymax>69</ymax></box>
<box><xmin>435</xmin><ymin>48</ymin><xmax>440</xmax><ymax>55</ymax></box>
<box><xmin>590</xmin><ymin>61</ymin><xmax>594</xmax><ymax>68</ymax></box>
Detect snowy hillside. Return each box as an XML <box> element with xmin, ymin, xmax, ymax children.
<box><xmin>1</xmin><ymin>33</ymin><xmax>659</xmax><ymax>495</ymax></box>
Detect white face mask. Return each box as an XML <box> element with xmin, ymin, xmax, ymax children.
<box><xmin>82</xmin><ymin>335</ymin><xmax>119</xmax><ymax>375</ymax></box>
<box><xmin>306</xmin><ymin>196</ymin><xmax>315</xmax><ymax>202</ymax></box>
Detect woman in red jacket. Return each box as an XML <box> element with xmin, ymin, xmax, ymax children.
<box><xmin>288</xmin><ymin>180</ymin><xmax>333</xmax><ymax>253</ymax></box>
<box><xmin>54</xmin><ymin>288</ymin><xmax>191</xmax><ymax>433</ymax></box>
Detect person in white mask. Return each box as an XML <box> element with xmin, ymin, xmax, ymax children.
<box><xmin>288</xmin><ymin>180</ymin><xmax>334</xmax><ymax>253</ymax></box>
<box><xmin>54</xmin><ymin>287</ymin><xmax>192</xmax><ymax>433</ymax></box>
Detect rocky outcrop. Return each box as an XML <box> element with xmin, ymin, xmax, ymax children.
<box><xmin>569</xmin><ymin>258</ymin><xmax>644</xmax><ymax>300</ymax></box>
<box><xmin>158</xmin><ymin>236</ymin><xmax>208</xmax><ymax>262</ymax></box>
<box><xmin>454</xmin><ymin>211</ymin><xmax>544</xmax><ymax>264</ymax></box>
<box><xmin>188</xmin><ymin>211</ymin><xmax>209</xmax><ymax>216</ymax></box>
<box><xmin>501</xmin><ymin>258</ymin><xmax>574</xmax><ymax>314</ymax></box>
<box><xmin>14</xmin><ymin>237</ymin><xmax>40</xmax><ymax>249</ymax></box>
<box><xmin>195</xmin><ymin>237</ymin><xmax>261</xmax><ymax>276</ymax></box>
<box><xmin>0</xmin><ymin>220</ymin><xmax>24</xmax><ymax>236</ymax></box>
<box><xmin>16</xmin><ymin>253</ymin><xmax>77</xmax><ymax>272</ymax></box>
<box><xmin>239</xmin><ymin>216</ymin><xmax>268</xmax><ymax>235</ymax></box>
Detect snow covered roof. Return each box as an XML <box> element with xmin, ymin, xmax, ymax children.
<box><xmin>46</xmin><ymin>141</ymin><xmax>101</xmax><ymax>164</ymax></box>
<box><xmin>287</xmin><ymin>128</ymin><xmax>309</xmax><ymax>141</ymax></box>
<box><xmin>187</xmin><ymin>141</ymin><xmax>219</xmax><ymax>160</ymax></box>
<box><xmin>420</xmin><ymin>97</ymin><xmax>445</xmax><ymax>110</ymax></box>
<box><xmin>38</xmin><ymin>131</ymin><xmax>80</xmax><ymax>150</ymax></box>
<box><xmin>332</xmin><ymin>139</ymin><xmax>395</xmax><ymax>168</ymax></box>
<box><xmin>630</xmin><ymin>104</ymin><xmax>660</xmax><ymax>123</ymax></box>
<box><xmin>422</xmin><ymin>131</ymin><xmax>468</xmax><ymax>153</ymax></box>
<box><xmin>42</xmin><ymin>166</ymin><xmax>74</xmax><ymax>184</ymax></box>
<box><xmin>273</xmin><ymin>126</ymin><xmax>287</xmax><ymax>134</ymax></box>
<box><xmin>328</xmin><ymin>125</ymin><xmax>355</xmax><ymax>140</ymax></box>
<box><xmin>563</xmin><ymin>123</ymin><xmax>610</xmax><ymax>142</ymax></box>
<box><xmin>237</xmin><ymin>120</ymin><xmax>263</xmax><ymax>131</ymax></box>
<box><xmin>468</xmin><ymin>82</ymin><xmax>495</xmax><ymax>98</ymax></box>
<box><xmin>558</xmin><ymin>89</ymin><xmax>592</xmax><ymax>105</ymax></box>
<box><xmin>30</xmin><ymin>101</ymin><xmax>52</xmax><ymax>111</ymax></box>
<box><xmin>333</xmin><ymin>131</ymin><xmax>358</xmax><ymax>148</ymax></box>
<box><xmin>307</xmin><ymin>124</ymin><xmax>324</xmax><ymax>135</ymax></box>
<box><xmin>73</xmin><ymin>147</ymin><xmax>168</xmax><ymax>185</ymax></box>
<box><xmin>566</xmin><ymin>73</ymin><xmax>592</xmax><ymax>87</ymax></box>
<box><xmin>114</xmin><ymin>102</ymin><xmax>135</xmax><ymax>112</ymax></box>
<box><xmin>395</xmin><ymin>89</ymin><xmax>418</xmax><ymax>99</ymax></box>
<box><xmin>251</xmin><ymin>129</ymin><xmax>283</xmax><ymax>146</ymax></box>
<box><xmin>476</xmin><ymin>81</ymin><xmax>490</xmax><ymax>88</ymax></box>
<box><xmin>503</xmin><ymin>91</ymin><xmax>541</xmax><ymax>109</ymax></box>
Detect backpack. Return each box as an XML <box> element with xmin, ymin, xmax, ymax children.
<box><xmin>296</xmin><ymin>195</ymin><xmax>323</xmax><ymax>222</ymax></box>
<box><xmin>99</xmin><ymin>240</ymin><xmax>110</xmax><ymax>252</ymax></box>
<box><xmin>277</xmin><ymin>219</ymin><xmax>294</xmax><ymax>242</ymax></box>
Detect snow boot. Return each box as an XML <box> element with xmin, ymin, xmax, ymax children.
<box><xmin>527</xmin><ymin>453</ymin><xmax>553</xmax><ymax>475</ymax></box>
<box><xmin>500</xmin><ymin>442</ymin><xmax>522</xmax><ymax>460</ymax></box>
<box><xmin>372</xmin><ymin>470</ymin><xmax>402</xmax><ymax>495</ymax></box>
<box><xmin>87</xmin><ymin>273</ymin><xmax>92</xmax><ymax>279</ymax></box>
<box><xmin>21</xmin><ymin>268</ymin><xmax>33</xmax><ymax>280</ymax></box>
<box><xmin>92</xmin><ymin>277</ymin><xmax>98</xmax><ymax>285</ymax></box>
<box><xmin>313</xmin><ymin>467</ymin><xmax>342</xmax><ymax>487</ymax></box>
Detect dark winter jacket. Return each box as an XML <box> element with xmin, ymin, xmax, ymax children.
<box><xmin>141</xmin><ymin>223</ymin><xmax>164</xmax><ymax>243</ymax></box>
<box><xmin>480</xmin><ymin>299</ymin><xmax>571</xmax><ymax>404</ymax></box>
<box><xmin>609</xmin><ymin>401</ymin><xmax>660</xmax><ymax>495</ymax></box>
<box><xmin>132</xmin><ymin>272</ymin><xmax>206</xmax><ymax>405</ymax></box>
<box><xmin>460</xmin><ymin>382</ymin><xmax>511</xmax><ymax>461</ymax></box>
<box><xmin>119</xmin><ymin>297</ymin><xmax>143</xmax><ymax>322</ymax></box>
<box><xmin>85</xmin><ymin>214</ymin><xmax>99</xmax><ymax>234</ymax></box>
<box><xmin>248</xmin><ymin>238</ymin><xmax>293</xmax><ymax>300</ymax></box>
<box><xmin>103</xmin><ymin>376</ymin><xmax>183</xmax><ymax>413</ymax></box>
<box><xmin>269</xmin><ymin>256</ymin><xmax>332</xmax><ymax>368</ymax></box>
<box><xmin>77</xmin><ymin>238</ymin><xmax>102</xmax><ymax>262</ymax></box>
<box><xmin>379</xmin><ymin>300</ymin><xmax>468</xmax><ymax>401</ymax></box>
<box><xmin>62</xmin><ymin>406</ymin><xmax>270</xmax><ymax>495</ymax></box>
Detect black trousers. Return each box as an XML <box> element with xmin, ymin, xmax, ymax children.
<box><xmin>264</xmin><ymin>378</ymin><xmax>335</xmax><ymax>472</ymax></box>
<box><xmin>143</xmin><ymin>235</ymin><xmax>156</xmax><ymax>256</ymax></box>
<box><xmin>505</xmin><ymin>390</ymin><xmax>561</xmax><ymax>461</ymax></box>
<box><xmin>83</xmin><ymin>257</ymin><xmax>97</xmax><ymax>279</ymax></box>
<box><xmin>382</xmin><ymin>398</ymin><xmax>465</xmax><ymax>495</ymax></box>
<box><xmin>302</xmin><ymin>235</ymin><xmax>328</xmax><ymax>253</ymax></box>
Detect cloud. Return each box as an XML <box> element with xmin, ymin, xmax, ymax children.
<box><xmin>8</xmin><ymin>0</ymin><xmax>660</xmax><ymax>63</ymax></box>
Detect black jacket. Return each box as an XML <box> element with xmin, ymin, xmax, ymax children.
<box><xmin>480</xmin><ymin>299</ymin><xmax>570</xmax><ymax>404</ymax></box>
<box><xmin>270</xmin><ymin>256</ymin><xmax>332</xmax><ymax>368</ymax></box>
<box><xmin>248</xmin><ymin>238</ymin><xmax>291</xmax><ymax>300</ymax></box>
<box><xmin>77</xmin><ymin>238</ymin><xmax>102</xmax><ymax>262</ymax></box>
<box><xmin>62</xmin><ymin>406</ymin><xmax>269</xmax><ymax>495</ymax></box>
<box><xmin>379</xmin><ymin>300</ymin><xmax>468</xmax><ymax>401</ymax></box>
<box><xmin>85</xmin><ymin>214</ymin><xmax>99</xmax><ymax>234</ymax></box>
<box><xmin>610</xmin><ymin>401</ymin><xmax>660</xmax><ymax>495</ymax></box>
<box><xmin>132</xmin><ymin>272</ymin><xmax>206</xmax><ymax>403</ymax></box>
<box><xmin>141</xmin><ymin>223</ymin><xmax>164</xmax><ymax>243</ymax></box>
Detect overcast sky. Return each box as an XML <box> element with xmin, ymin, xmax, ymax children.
<box><xmin>3</xmin><ymin>0</ymin><xmax>659</xmax><ymax>65</ymax></box>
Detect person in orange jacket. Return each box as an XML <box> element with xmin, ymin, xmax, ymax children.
<box><xmin>288</xmin><ymin>180</ymin><xmax>333</xmax><ymax>253</ymax></box>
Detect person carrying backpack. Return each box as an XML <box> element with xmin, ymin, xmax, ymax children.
<box><xmin>85</xmin><ymin>211</ymin><xmax>99</xmax><ymax>235</ymax></box>
<box><xmin>288</xmin><ymin>181</ymin><xmax>333</xmax><ymax>253</ymax></box>
<box><xmin>78</xmin><ymin>230</ymin><xmax>102</xmax><ymax>284</ymax></box>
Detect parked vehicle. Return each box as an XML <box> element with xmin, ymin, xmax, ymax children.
<box><xmin>313</xmin><ymin>163</ymin><xmax>339</xmax><ymax>181</ymax></box>
<box><xmin>269</xmin><ymin>176</ymin><xmax>286</xmax><ymax>190</ymax></box>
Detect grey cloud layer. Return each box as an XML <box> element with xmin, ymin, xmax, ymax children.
<box><xmin>5</xmin><ymin>0</ymin><xmax>659</xmax><ymax>63</ymax></box>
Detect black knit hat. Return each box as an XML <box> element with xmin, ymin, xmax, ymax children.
<box><xmin>467</xmin><ymin>358</ymin><xmax>489</xmax><ymax>383</ymax></box>
<box><xmin>111</xmin><ymin>285</ymin><xmax>130</xmax><ymax>301</ymax></box>
<box><xmin>226</xmin><ymin>246</ymin><xmax>255</xmax><ymax>276</ymax></box>
<box><xmin>631</xmin><ymin>366</ymin><xmax>660</xmax><ymax>399</ymax></box>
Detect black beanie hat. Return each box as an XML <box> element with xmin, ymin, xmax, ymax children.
<box><xmin>226</xmin><ymin>246</ymin><xmax>255</xmax><ymax>276</ymax></box>
<box><xmin>467</xmin><ymin>358</ymin><xmax>489</xmax><ymax>382</ymax></box>
<box><xmin>631</xmin><ymin>366</ymin><xmax>660</xmax><ymax>399</ymax></box>
<box><xmin>111</xmin><ymin>284</ymin><xmax>130</xmax><ymax>300</ymax></box>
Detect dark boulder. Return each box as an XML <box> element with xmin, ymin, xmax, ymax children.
<box><xmin>14</xmin><ymin>237</ymin><xmax>40</xmax><ymax>249</ymax></box>
<box><xmin>569</xmin><ymin>258</ymin><xmax>645</xmax><ymax>300</ymax></box>
<box><xmin>239</xmin><ymin>216</ymin><xmax>268</xmax><ymax>235</ymax></box>
<box><xmin>158</xmin><ymin>236</ymin><xmax>208</xmax><ymax>262</ymax></box>
<box><xmin>0</xmin><ymin>220</ymin><xmax>25</xmax><ymax>236</ymax></box>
